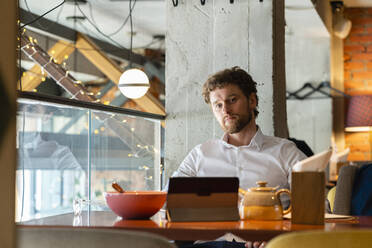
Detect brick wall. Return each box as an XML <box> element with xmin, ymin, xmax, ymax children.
<box><xmin>344</xmin><ymin>8</ymin><xmax>372</xmax><ymax>161</ymax></box>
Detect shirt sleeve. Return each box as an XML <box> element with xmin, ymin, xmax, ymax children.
<box><xmin>171</xmin><ymin>146</ymin><xmax>199</xmax><ymax>177</ymax></box>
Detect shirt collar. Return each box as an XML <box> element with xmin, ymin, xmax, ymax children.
<box><xmin>221</xmin><ymin>126</ymin><xmax>264</xmax><ymax>150</ymax></box>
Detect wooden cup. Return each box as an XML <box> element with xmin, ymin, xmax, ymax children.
<box><xmin>291</xmin><ymin>171</ymin><xmax>325</xmax><ymax>225</ymax></box>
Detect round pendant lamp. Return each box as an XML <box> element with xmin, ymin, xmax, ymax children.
<box><xmin>118</xmin><ymin>0</ymin><xmax>149</xmax><ymax>99</ymax></box>
<box><xmin>118</xmin><ymin>68</ymin><xmax>150</xmax><ymax>99</ymax></box>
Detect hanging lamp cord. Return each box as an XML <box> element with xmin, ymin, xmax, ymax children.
<box><xmin>129</xmin><ymin>0</ymin><xmax>133</xmax><ymax>68</ymax></box>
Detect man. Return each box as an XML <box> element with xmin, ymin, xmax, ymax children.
<box><xmin>171</xmin><ymin>67</ymin><xmax>306</xmax><ymax>248</ymax></box>
<box><xmin>172</xmin><ymin>66</ymin><xmax>306</xmax><ymax>193</ymax></box>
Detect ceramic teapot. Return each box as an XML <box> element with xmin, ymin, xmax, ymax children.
<box><xmin>239</xmin><ymin>181</ymin><xmax>291</xmax><ymax>220</ymax></box>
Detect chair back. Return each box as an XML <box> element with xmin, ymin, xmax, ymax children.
<box><xmin>266</xmin><ymin>230</ymin><xmax>372</xmax><ymax>248</ymax></box>
<box><xmin>333</xmin><ymin>165</ymin><xmax>358</xmax><ymax>215</ymax></box>
<box><xmin>17</xmin><ymin>227</ymin><xmax>176</xmax><ymax>248</ymax></box>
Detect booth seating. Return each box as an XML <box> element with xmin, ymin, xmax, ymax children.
<box><xmin>17</xmin><ymin>227</ymin><xmax>176</xmax><ymax>248</ymax></box>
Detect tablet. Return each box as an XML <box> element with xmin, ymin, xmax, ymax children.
<box><xmin>166</xmin><ymin>177</ymin><xmax>240</xmax><ymax>222</ymax></box>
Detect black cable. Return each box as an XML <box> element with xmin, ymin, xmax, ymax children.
<box><xmin>107</xmin><ymin>0</ymin><xmax>136</xmax><ymax>37</ymax></box>
<box><xmin>23</xmin><ymin>0</ymin><xmax>65</xmax><ymax>31</ymax></box>
<box><xmin>74</xmin><ymin>0</ymin><xmax>126</xmax><ymax>50</ymax></box>
<box><xmin>19</xmin><ymin>0</ymin><xmax>65</xmax><ymax>92</ymax></box>
<box><xmin>20</xmin><ymin>0</ymin><xmax>66</xmax><ymax>29</ymax></box>
<box><xmin>21</xmin><ymin>0</ymin><xmax>154</xmax><ymax>54</ymax></box>
<box><xmin>129</xmin><ymin>0</ymin><xmax>133</xmax><ymax>68</ymax></box>
<box><xmin>88</xmin><ymin>0</ymin><xmax>137</xmax><ymax>38</ymax></box>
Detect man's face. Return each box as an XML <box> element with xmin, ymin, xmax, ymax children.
<box><xmin>209</xmin><ymin>84</ymin><xmax>255</xmax><ymax>134</ymax></box>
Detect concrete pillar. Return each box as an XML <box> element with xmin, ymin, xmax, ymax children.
<box><xmin>165</xmin><ymin>0</ymin><xmax>285</xmax><ymax>180</ymax></box>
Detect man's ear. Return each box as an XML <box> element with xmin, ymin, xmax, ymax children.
<box><xmin>248</xmin><ymin>93</ymin><xmax>257</xmax><ymax>107</ymax></box>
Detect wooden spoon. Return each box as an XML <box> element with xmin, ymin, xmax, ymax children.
<box><xmin>112</xmin><ymin>181</ymin><xmax>125</xmax><ymax>193</ymax></box>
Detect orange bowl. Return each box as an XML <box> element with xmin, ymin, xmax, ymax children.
<box><xmin>104</xmin><ymin>191</ymin><xmax>167</xmax><ymax>219</ymax></box>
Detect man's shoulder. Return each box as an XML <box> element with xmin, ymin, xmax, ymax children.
<box><xmin>261</xmin><ymin>134</ymin><xmax>307</xmax><ymax>160</ymax></box>
<box><xmin>261</xmin><ymin>134</ymin><xmax>294</xmax><ymax>147</ymax></box>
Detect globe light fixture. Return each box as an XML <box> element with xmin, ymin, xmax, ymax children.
<box><xmin>118</xmin><ymin>68</ymin><xmax>150</xmax><ymax>99</ymax></box>
<box><xmin>117</xmin><ymin>0</ymin><xmax>150</xmax><ymax>99</ymax></box>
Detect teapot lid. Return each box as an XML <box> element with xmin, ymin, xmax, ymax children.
<box><xmin>249</xmin><ymin>181</ymin><xmax>277</xmax><ymax>192</ymax></box>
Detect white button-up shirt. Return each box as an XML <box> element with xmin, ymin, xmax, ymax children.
<box><xmin>172</xmin><ymin>128</ymin><xmax>307</xmax><ymax>191</ymax></box>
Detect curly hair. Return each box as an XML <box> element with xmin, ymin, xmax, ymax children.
<box><xmin>202</xmin><ymin>66</ymin><xmax>259</xmax><ymax>117</ymax></box>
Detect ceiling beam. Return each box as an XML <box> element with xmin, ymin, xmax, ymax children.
<box><xmin>76</xmin><ymin>33</ymin><xmax>165</xmax><ymax>115</ymax></box>
<box><xmin>19</xmin><ymin>39</ymin><xmax>75</xmax><ymax>91</ymax></box>
<box><xmin>20</xmin><ymin>8</ymin><xmax>147</xmax><ymax>65</ymax></box>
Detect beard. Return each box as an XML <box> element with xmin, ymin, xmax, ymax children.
<box><xmin>221</xmin><ymin>110</ymin><xmax>253</xmax><ymax>134</ymax></box>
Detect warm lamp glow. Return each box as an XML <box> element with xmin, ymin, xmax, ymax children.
<box><xmin>118</xmin><ymin>68</ymin><xmax>150</xmax><ymax>99</ymax></box>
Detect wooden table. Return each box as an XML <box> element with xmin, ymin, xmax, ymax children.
<box><xmin>17</xmin><ymin>211</ymin><xmax>372</xmax><ymax>241</ymax></box>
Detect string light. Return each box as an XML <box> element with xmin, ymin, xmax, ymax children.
<box><xmin>20</xmin><ymin>33</ymin><xmax>99</xmax><ymax>102</ymax></box>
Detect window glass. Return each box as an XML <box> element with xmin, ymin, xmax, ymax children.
<box><xmin>16</xmin><ymin>98</ymin><xmax>161</xmax><ymax>221</ymax></box>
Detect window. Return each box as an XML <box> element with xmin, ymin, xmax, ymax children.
<box><xmin>16</xmin><ymin>93</ymin><xmax>163</xmax><ymax>221</ymax></box>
